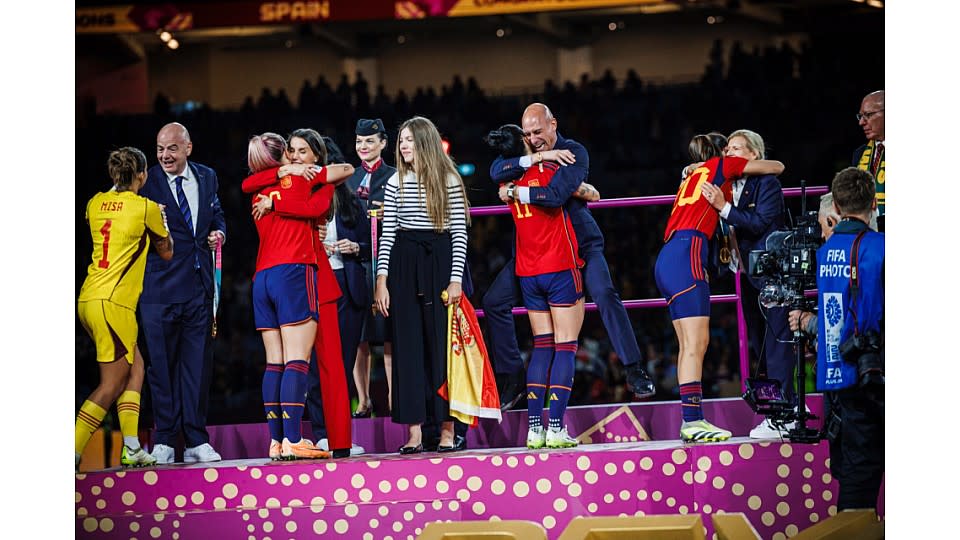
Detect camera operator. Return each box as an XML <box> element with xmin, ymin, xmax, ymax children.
<box><xmin>791</xmin><ymin>167</ymin><xmax>884</xmax><ymax>512</ymax></box>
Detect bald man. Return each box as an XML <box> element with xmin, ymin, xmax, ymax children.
<box><xmin>853</xmin><ymin>90</ymin><xmax>884</xmax><ymax>231</ymax></box>
<box><xmin>485</xmin><ymin>103</ymin><xmax>655</xmax><ymax>409</ymax></box>
<box><xmin>139</xmin><ymin>122</ymin><xmax>226</xmax><ymax>464</ymax></box>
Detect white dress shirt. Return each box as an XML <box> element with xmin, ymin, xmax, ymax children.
<box><xmin>166</xmin><ymin>165</ymin><xmax>199</xmax><ymax>233</ymax></box>
<box><xmin>325</xmin><ymin>218</ymin><xmax>344</xmax><ymax>270</ymax></box>
<box><xmin>719</xmin><ymin>178</ymin><xmax>746</xmax><ymax>272</ymax></box>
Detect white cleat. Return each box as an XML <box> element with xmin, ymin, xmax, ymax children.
<box><xmin>545</xmin><ymin>426</ymin><xmax>579</xmax><ymax>449</ymax></box>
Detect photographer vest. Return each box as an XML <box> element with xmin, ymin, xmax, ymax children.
<box><xmin>815</xmin><ymin>221</ymin><xmax>885</xmax><ymax>391</ymax></box>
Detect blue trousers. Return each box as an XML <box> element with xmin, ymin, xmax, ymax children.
<box><xmin>141</xmin><ymin>282</ymin><xmax>213</xmax><ymax>448</ymax></box>
<box><xmin>482</xmin><ymin>249</ymin><xmax>641</xmax><ymax>375</ymax></box>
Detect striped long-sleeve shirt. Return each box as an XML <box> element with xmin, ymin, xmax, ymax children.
<box><xmin>376</xmin><ymin>171</ymin><xmax>468</xmax><ymax>283</ymax></box>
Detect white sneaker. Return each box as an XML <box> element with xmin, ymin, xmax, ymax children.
<box><xmin>749</xmin><ymin>417</ymin><xmax>794</xmax><ymax>439</ymax></box>
<box><xmin>150</xmin><ymin>443</ymin><xmax>175</xmax><ymax>464</ymax></box>
<box><xmin>317</xmin><ymin>438</ymin><xmax>364</xmax><ymax>456</ymax></box>
<box><xmin>184</xmin><ymin>443</ymin><xmax>222</xmax><ymax>463</ymax></box>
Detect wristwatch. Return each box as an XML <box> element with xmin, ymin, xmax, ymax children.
<box><xmin>507</xmin><ymin>184</ymin><xmax>516</xmax><ymax>200</ymax></box>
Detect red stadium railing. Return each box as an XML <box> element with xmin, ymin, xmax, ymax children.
<box><xmin>372</xmin><ymin>186</ymin><xmax>829</xmax><ymax>391</ymax></box>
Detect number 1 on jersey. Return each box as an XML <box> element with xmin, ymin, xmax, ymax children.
<box><xmin>98</xmin><ymin>219</ymin><xmax>113</xmax><ymax>269</ymax></box>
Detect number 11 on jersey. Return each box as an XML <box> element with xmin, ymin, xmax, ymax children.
<box><xmin>513</xmin><ymin>200</ymin><xmax>532</xmax><ymax>219</ymax></box>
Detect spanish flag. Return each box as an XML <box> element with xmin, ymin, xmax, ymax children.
<box><xmin>438</xmin><ymin>295</ymin><xmax>502</xmax><ymax>426</ymax></box>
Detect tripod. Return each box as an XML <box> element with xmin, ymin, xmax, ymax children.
<box><xmin>786</xmin><ymin>305</ymin><xmax>821</xmax><ymax>444</ymax></box>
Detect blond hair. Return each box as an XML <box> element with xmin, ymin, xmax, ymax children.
<box><xmin>727</xmin><ymin>129</ymin><xmax>766</xmax><ymax>159</ymax></box>
<box><xmin>395</xmin><ymin>116</ymin><xmax>471</xmax><ymax>230</ymax></box>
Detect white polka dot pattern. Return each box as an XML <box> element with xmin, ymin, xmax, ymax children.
<box><xmin>72</xmin><ymin>438</ymin><xmax>838</xmax><ymax>539</ymax></box>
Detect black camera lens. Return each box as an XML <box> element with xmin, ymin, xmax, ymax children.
<box><xmin>858</xmin><ymin>353</ymin><xmax>884</xmax><ymax>387</ymax></box>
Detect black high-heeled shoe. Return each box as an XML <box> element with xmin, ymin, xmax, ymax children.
<box><xmin>437</xmin><ymin>435</ymin><xmax>467</xmax><ymax>453</ymax></box>
<box><xmin>352</xmin><ymin>400</ymin><xmax>373</xmax><ymax>419</ymax></box>
<box><xmin>398</xmin><ymin>443</ymin><xmax>423</xmax><ymax>455</ymax></box>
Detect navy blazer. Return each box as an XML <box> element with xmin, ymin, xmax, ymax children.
<box><xmin>139</xmin><ymin>162</ymin><xmax>227</xmax><ymax>304</ymax></box>
<box><xmin>346</xmin><ymin>161</ymin><xmax>396</xmax><ymax>211</ymax></box>
<box><xmin>489</xmin><ymin>133</ymin><xmax>604</xmax><ymax>254</ymax></box>
<box><xmin>722</xmin><ymin>174</ymin><xmax>785</xmax><ymax>289</ymax></box>
<box><xmin>331</xmin><ymin>198</ymin><xmax>372</xmax><ymax>309</ymax></box>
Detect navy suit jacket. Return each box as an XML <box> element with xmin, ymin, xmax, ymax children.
<box><xmin>489</xmin><ymin>133</ymin><xmax>604</xmax><ymax>253</ymax></box>
<box><xmin>139</xmin><ymin>161</ymin><xmax>226</xmax><ymax>304</ymax></box>
<box><xmin>346</xmin><ymin>161</ymin><xmax>396</xmax><ymax>211</ymax></box>
<box><xmin>333</xmin><ymin>198</ymin><xmax>372</xmax><ymax>309</ymax></box>
<box><xmin>722</xmin><ymin>174</ymin><xmax>785</xmax><ymax>289</ymax></box>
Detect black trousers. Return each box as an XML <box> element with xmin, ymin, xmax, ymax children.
<box><xmin>827</xmin><ymin>385</ymin><xmax>885</xmax><ymax>510</ymax></box>
<box><xmin>740</xmin><ymin>274</ymin><xmax>796</xmax><ymax>404</ymax></box>
<box><xmin>388</xmin><ymin>230</ymin><xmax>453</xmax><ymax>425</ymax></box>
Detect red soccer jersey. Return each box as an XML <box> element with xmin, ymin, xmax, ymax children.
<box><xmin>246</xmin><ymin>171</ymin><xmax>333</xmax><ymax>273</ymax></box>
<box><xmin>663</xmin><ymin>156</ymin><xmax>748</xmax><ymax>242</ymax></box>
<box><xmin>511</xmin><ymin>161</ymin><xmax>583</xmax><ymax>277</ymax></box>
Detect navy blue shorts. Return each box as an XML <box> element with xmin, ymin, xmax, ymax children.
<box><xmin>253</xmin><ymin>263</ymin><xmax>319</xmax><ymax>330</ymax></box>
<box><xmin>655</xmin><ymin>230</ymin><xmax>710</xmax><ymax>320</ymax></box>
<box><xmin>520</xmin><ymin>268</ymin><xmax>584</xmax><ymax>312</ymax></box>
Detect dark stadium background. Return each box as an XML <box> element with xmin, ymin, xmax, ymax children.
<box><xmin>75</xmin><ymin>0</ymin><xmax>884</xmax><ymax>426</ymax></box>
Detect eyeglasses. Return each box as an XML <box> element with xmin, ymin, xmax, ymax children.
<box><xmin>856</xmin><ymin>109</ymin><xmax>884</xmax><ymax>122</ymax></box>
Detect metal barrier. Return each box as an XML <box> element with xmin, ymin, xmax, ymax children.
<box><xmin>372</xmin><ymin>186</ymin><xmax>828</xmax><ymax>391</ymax></box>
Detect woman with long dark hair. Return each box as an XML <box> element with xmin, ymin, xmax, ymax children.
<box><xmin>242</xmin><ymin>130</ymin><xmax>353</xmax><ymax>459</ymax></box>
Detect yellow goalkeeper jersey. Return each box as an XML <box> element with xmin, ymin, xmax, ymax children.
<box><xmin>78</xmin><ymin>189</ymin><xmax>168</xmax><ymax>310</ymax></box>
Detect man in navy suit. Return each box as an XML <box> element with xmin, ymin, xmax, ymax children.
<box><xmin>485</xmin><ymin>103</ymin><xmax>655</xmax><ymax>409</ymax></box>
<box><xmin>139</xmin><ymin>122</ymin><xmax>226</xmax><ymax>463</ymax></box>
<box><xmin>705</xmin><ymin>129</ymin><xmax>791</xmax><ymax>439</ymax></box>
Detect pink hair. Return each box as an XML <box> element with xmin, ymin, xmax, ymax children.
<box><xmin>247</xmin><ymin>132</ymin><xmax>286</xmax><ymax>173</ymax></box>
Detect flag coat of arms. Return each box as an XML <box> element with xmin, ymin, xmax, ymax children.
<box><xmin>438</xmin><ymin>296</ymin><xmax>501</xmax><ymax>426</ymax></box>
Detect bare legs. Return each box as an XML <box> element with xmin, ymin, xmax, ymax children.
<box><xmin>353</xmin><ymin>341</ymin><xmax>393</xmax><ymax>415</ymax></box>
<box><xmin>353</xmin><ymin>342</ymin><xmax>372</xmax><ymax>414</ymax></box>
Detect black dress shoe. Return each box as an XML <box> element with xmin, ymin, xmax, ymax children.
<box><xmin>626</xmin><ymin>363</ymin><xmax>656</xmax><ymax>399</ymax></box>
<box><xmin>437</xmin><ymin>435</ymin><xmax>467</xmax><ymax>453</ymax></box>
<box><xmin>352</xmin><ymin>401</ymin><xmax>373</xmax><ymax>419</ymax></box>
<box><xmin>497</xmin><ymin>370</ymin><xmax>525</xmax><ymax>411</ymax></box>
<box><xmin>398</xmin><ymin>443</ymin><xmax>423</xmax><ymax>455</ymax></box>
<box><xmin>332</xmin><ymin>449</ymin><xmax>350</xmax><ymax>459</ymax></box>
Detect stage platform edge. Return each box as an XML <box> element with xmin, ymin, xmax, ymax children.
<box><xmin>76</xmin><ymin>437</ymin><xmax>840</xmax><ymax>540</ymax></box>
